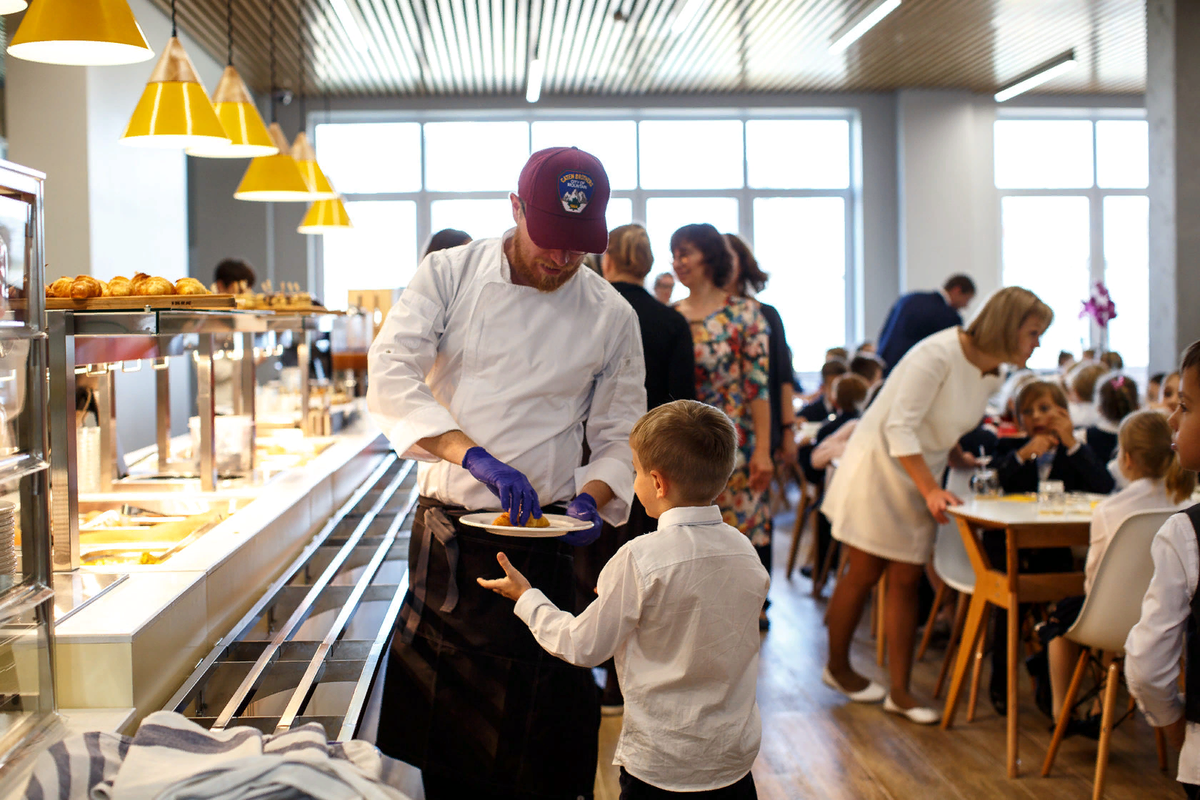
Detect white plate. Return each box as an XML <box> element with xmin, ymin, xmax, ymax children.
<box><xmin>459</xmin><ymin>512</ymin><xmax>591</xmax><ymax>538</ymax></box>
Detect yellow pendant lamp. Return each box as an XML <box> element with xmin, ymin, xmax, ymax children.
<box><xmin>187</xmin><ymin>66</ymin><xmax>277</xmax><ymax>158</ymax></box>
<box><xmin>122</xmin><ymin>36</ymin><xmax>229</xmax><ymax>149</ymax></box>
<box><xmin>234</xmin><ymin>123</ymin><xmax>312</xmax><ymax>201</ymax></box>
<box><xmin>291</xmin><ymin>133</ymin><xmax>337</xmax><ymax>200</ymax></box>
<box><xmin>8</xmin><ymin>0</ymin><xmax>153</xmax><ymax>65</ymax></box>
<box><xmin>298</xmin><ymin>195</ymin><xmax>353</xmax><ymax>234</ymax></box>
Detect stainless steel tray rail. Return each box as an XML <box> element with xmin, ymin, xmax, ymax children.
<box><xmin>167</xmin><ymin>452</ymin><xmax>420</xmax><ymax>739</ymax></box>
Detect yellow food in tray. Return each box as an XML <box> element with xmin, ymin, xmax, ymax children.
<box><xmin>492</xmin><ymin>512</ymin><xmax>551</xmax><ymax>528</ymax></box>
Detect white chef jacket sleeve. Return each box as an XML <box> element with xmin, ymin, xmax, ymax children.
<box><xmin>1126</xmin><ymin>515</ymin><xmax>1194</xmax><ymax>728</ymax></box>
<box><xmin>882</xmin><ymin>346</ymin><xmax>949</xmax><ymax>458</ymax></box>
<box><xmin>575</xmin><ymin>307</ymin><xmax>646</xmax><ymax>525</ymax></box>
<box><xmin>513</xmin><ymin>544</ymin><xmax>643</xmax><ymax>668</ymax></box>
<box><xmin>367</xmin><ymin>253</ymin><xmax>462</xmax><ymax>460</ymax></box>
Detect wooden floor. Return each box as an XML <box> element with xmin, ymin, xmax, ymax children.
<box><xmin>595</xmin><ymin>503</ymin><xmax>1183</xmax><ymax>800</ymax></box>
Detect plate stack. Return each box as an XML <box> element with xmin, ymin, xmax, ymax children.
<box><xmin>0</xmin><ymin>502</ymin><xmax>17</xmax><ymax>581</ymax></box>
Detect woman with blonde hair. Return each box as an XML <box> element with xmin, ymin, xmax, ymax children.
<box><xmin>822</xmin><ymin>286</ymin><xmax>1053</xmax><ymax>723</ymax></box>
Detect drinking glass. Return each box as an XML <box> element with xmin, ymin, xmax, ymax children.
<box><xmin>970</xmin><ymin>467</ymin><xmax>1001</xmax><ymax>498</ymax></box>
<box><xmin>1038</xmin><ymin>479</ymin><xmax>1066</xmax><ymax>514</ymax></box>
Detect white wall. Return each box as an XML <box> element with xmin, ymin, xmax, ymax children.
<box><xmin>6</xmin><ymin>0</ymin><xmax>224</xmax><ymax>450</ymax></box>
<box><xmin>896</xmin><ymin>90</ymin><xmax>1000</xmax><ymax>306</ymax></box>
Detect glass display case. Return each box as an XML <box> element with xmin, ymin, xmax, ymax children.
<box><xmin>0</xmin><ymin>161</ymin><xmax>63</xmax><ymax>790</ymax></box>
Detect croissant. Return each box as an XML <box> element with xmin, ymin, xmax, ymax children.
<box><xmin>134</xmin><ymin>277</ymin><xmax>175</xmax><ymax>296</ymax></box>
<box><xmin>175</xmin><ymin>278</ymin><xmax>208</xmax><ymax>295</ymax></box>
<box><xmin>47</xmin><ymin>277</ymin><xmax>73</xmax><ymax>298</ymax></box>
<box><xmin>108</xmin><ymin>276</ymin><xmax>134</xmax><ymax>297</ymax></box>
<box><xmin>99</xmin><ymin>280</ymin><xmax>111</xmax><ymax>297</ymax></box>
<box><xmin>130</xmin><ymin>272</ymin><xmax>150</xmax><ymax>292</ymax></box>
<box><xmin>69</xmin><ymin>275</ymin><xmax>104</xmax><ymax>299</ymax></box>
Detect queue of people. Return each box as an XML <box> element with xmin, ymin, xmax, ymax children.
<box><xmin>365</xmin><ymin>145</ymin><xmax>1200</xmax><ymax>799</ymax></box>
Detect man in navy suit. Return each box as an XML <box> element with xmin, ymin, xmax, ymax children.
<box><xmin>876</xmin><ymin>274</ymin><xmax>976</xmax><ymax>374</ymax></box>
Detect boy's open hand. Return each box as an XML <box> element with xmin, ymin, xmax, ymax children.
<box><xmin>477</xmin><ymin>552</ymin><xmax>532</xmax><ymax>602</ymax></box>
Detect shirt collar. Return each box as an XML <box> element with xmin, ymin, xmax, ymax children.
<box><xmin>938</xmin><ymin>288</ymin><xmax>953</xmax><ymax>306</ymax></box>
<box><xmin>657</xmin><ymin>505</ymin><xmax>724</xmax><ymax>529</ymax></box>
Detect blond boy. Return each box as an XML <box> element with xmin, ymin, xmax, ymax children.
<box><xmin>479</xmin><ymin>400</ymin><xmax>770</xmax><ymax>799</ymax></box>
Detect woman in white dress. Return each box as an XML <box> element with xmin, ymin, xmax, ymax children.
<box><xmin>821</xmin><ymin>287</ymin><xmax>1053</xmax><ymax>723</ymax></box>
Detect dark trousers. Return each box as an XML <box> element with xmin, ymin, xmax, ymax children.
<box><xmin>619</xmin><ymin>768</ymin><xmax>757</xmax><ymax>799</ymax></box>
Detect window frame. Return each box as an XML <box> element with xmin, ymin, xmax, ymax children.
<box><xmin>312</xmin><ymin>109</ymin><xmax>859</xmax><ymax>351</ymax></box>
<box><xmin>995</xmin><ymin>109</ymin><xmax>1147</xmax><ymax>363</ymax></box>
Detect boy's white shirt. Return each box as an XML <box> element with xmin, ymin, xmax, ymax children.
<box><xmin>513</xmin><ymin>504</ymin><xmax>770</xmax><ymax>792</ymax></box>
<box><xmin>1125</xmin><ymin>511</ymin><xmax>1200</xmax><ymax>784</ymax></box>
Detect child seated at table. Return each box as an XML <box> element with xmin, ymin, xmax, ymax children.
<box><xmin>1041</xmin><ymin>409</ymin><xmax>1194</xmax><ymax>733</ymax></box>
<box><xmin>1067</xmin><ymin>362</ymin><xmax>1108</xmax><ymax>429</ymax></box>
<box><xmin>987</xmin><ymin>379</ymin><xmax>1113</xmax><ymax>715</ymax></box>
<box><xmin>994</xmin><ymin>380</ymin><xmax>1115</xmax><ymax>496</ymax></box>
<box><xmin>1084</xmin><ymin>373</ymin><xmax>1139</xmax><ymax>466</ymax></box>
<box><xmin>478</xmin><ymin>400</ymin><xmax>770</xmax><ymax>799</ymax></box>
<box><xmin>1127</xmin><ymin>341</ymin><xmax>1200</xmax><ymax>798</ymax></box>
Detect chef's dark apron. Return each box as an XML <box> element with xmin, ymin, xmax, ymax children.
<box><xmin>375</xmin><ymin>497</ymin><xmax>599</xmax><ymax>800</ymax></box>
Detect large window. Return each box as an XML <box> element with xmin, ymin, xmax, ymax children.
<box><xmin>995</xmin><ymin>116</ymin><xmax>1148</xmax><ymax>368</ymax></box>
<box><xmin>314</xmin><ymin>114</ymin><xmax>856</xmax><ymax>371</ymax></box>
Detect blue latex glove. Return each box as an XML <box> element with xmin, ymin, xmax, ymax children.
<box><xmin>561</xmin><ymin>492</ymin><xmax>603</xmax><ymax>546</ymax></box>
<box><xmin>461</xmin><ymin>447</ymin><xmax>542</xmax><ymax>526</ymax></box>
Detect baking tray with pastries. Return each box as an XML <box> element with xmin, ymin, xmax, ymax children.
<box><xmin>46</xmin><ymin>273</ymin><xmax>235</xmax><ymax>310</ymax></box>
<box><xmin>233</xmin><ymin>281</ymin><xmax>337</xmax><ymax>313</ymax></box>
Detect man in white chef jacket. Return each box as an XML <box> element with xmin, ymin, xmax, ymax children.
<box><xmin>367</xmin><ymin>147</ymin><xmax>647</xmax><ymax>800</ymax></box>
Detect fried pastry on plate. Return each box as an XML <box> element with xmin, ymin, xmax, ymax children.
<box><xmin>492</xmin><ymin>512</ymin><xmax>551</xmax><ymax>528</ymax></box>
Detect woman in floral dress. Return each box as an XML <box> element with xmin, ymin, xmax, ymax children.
<box><xmin>671</xmin><ymin>224</ymin><xmax>773</xmax><ymax>606</ymax></box>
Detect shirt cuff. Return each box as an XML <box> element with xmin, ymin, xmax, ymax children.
<box><xmin>382</xmin><ymin>405</ymin><xmax>460</xmax><ymax>462</ymax></box>
<box><xmin>514</xmin><ymin>588</ymin><xmax>552</xmax><ymax>624</ymax></box>
<box><xmin>1066</xmin><ymin>441</ymin><xmax>1082</xmax><ymax>456</ymax></box>
<box><xmin>575</xmin><ymin>457</ymin><xmax>633</xmax><ymax>526</ymax></box>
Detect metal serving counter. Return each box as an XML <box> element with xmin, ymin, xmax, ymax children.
<box><xmin>168</xmin><ymin>453</ymin><xmax>414</xmax><ymax>739</ymax></box>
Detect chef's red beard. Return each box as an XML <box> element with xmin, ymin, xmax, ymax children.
<box><xmin>508</xmin><ymin>229</ymin><xmax>586</xmax><ymax>293</ymax></box>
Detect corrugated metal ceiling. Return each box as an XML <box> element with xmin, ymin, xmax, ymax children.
<box><xmin>147</xmin><ymin>0</ymin><xmax>1145</xmax><ymax>99</ymax></box>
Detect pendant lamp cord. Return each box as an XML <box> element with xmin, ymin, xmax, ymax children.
<box><xmin>226</xmin><ymin>0</ymin><xmax>234</xmax><ymax>66</ymax></box>
<box><xmin>170</xmin><ymin>0</ymin><xmax>178</xmax><ymax>37</ymax></box>
<box><xmin>268</xmin><ymin>0</ymin><xmax>276</xmax><ymax>122</ymax></box>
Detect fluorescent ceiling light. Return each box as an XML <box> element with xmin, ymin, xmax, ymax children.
<box><xmin>330</xmin><ymin>0</ymin><xmax>371</xmax><ymax>53</ymax></box>
<box><xmin>526</xmin><ymin>57</ymin><xmax>545</xmax><ymax>103</ymax></box>
<box><xmin>671</xmin><ymin>0</ymin><xmax>706</xmax><ymax>34</ymax></box>
<box><xmin>994</xmin><ymin>50</ymin><xmax>1078</xmax><ymax>103</ymax></box>
<box><xmin>829</xmin><ymin>0</ymin><xmax>901</xmax><ymax>55</ymax></box>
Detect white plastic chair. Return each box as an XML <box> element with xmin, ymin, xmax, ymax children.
<box><xmin>917</xmin><ymin>468</ymin><xmax>986</xmax><ymax>711</ymax></box>
<box><xmin>1041</xmin><ymin>508</ymin><xmax>1176</xmax><ymax>799</ymax></box>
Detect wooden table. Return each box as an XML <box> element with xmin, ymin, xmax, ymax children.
<box><xmin>940</xmin><ymin>497</ymin><xmax>1093</xmax><ymax>778</ymax></box>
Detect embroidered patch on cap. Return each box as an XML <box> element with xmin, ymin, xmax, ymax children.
<box><xmin>558</xmin><ymin>172</ymin><xmax>594</xmax><ymax>213</ymax></box>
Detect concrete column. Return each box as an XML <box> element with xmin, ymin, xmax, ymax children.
<box><xmin>1147</xmin><ymin>0</ymin><xmax>1200</xmax><ymax>370</ymax></box>
<box><xmin>896</xmin><ymin>90</ymin><xmax>999</xmax><ymax>307</ymax></box>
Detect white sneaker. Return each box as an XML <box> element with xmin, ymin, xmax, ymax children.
<box><xmin>883</xmin><ymin>694</ymin><xmax>940</xmax><ymax>725</ymax></box>
<box><xmin>821</xmin><ymin>667</ymin><xmax>886</xmax><ymax>703</ymax></box>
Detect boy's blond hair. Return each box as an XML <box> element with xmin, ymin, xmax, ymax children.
<box><xmin>630</xmin><ymin>400</ymin><xmax>737</xmax><ymax>505</ymax></box>
<box><xmin>964</xmin><ymin>286</ymin><xmax>1053</xmax><ymax>363</ymax></box>
<box><xmin>1070</xmin><ymin>361</ymin><xmax>1108</xmax><ymax>402</ymax></box>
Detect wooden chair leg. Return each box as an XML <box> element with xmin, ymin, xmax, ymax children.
<box><xmin>966</xmin><ymin>618</ymin><xmax>987</xmax><ymax>723</ymax></box>
<box><xmin>782</xmin><ymin>491</ymin><xmax>811</xmax><ymax>578</ymax></box>
<box><xmin>916</xmin><ymin>582</ymin><xmax>948</xmax><ymax>662</ymax></box>
<box><xmin>875</xmin><ymin>572</ymin><xmax>888</xmax><ymax>667</ymax></box>
<box><xmin>934</xmin><ymin>593</ymin><xmax>968</xmax><ymax>699</ymax></box>
<box><xmin>1042</xmin><ymin>649</ymin><xmax>1091</xmax><ymax>777</ymax></box>
<box><xmin>1156</xmin><ymin>727</ymin><xmax>1168</xmax><ymax>772</ymax></box>
<box><xmin>1092</xmin><ymin>659</ymin><xmax>1122</xmax><ymax>800</ymax></box>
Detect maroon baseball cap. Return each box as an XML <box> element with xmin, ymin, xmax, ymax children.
<box><xmin>517</xmin><ymin>146</ymin><xmax>611</xmax><ymax>253</ymax></box>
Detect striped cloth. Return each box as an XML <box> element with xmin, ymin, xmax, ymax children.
<box><xmin>23</xmin><ymin>711</ymin><xmax>412</xmax><ymax>800</ymax></box>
